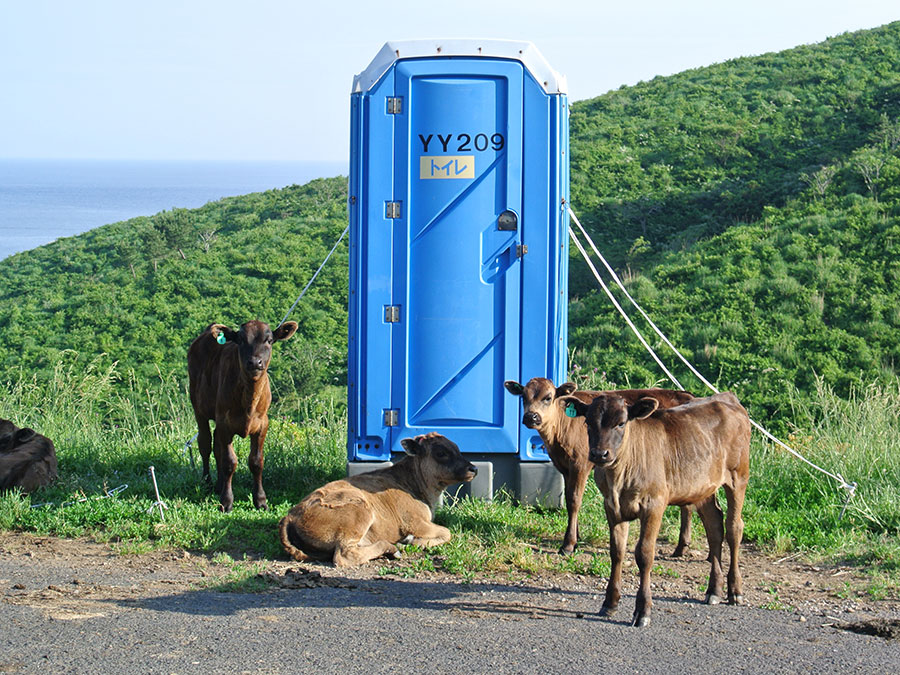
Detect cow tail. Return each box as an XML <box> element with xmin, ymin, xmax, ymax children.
<box><xmin>279</xmin><ymin>516</ymin><xmax>312</xmax><ymax>562</ymax></box>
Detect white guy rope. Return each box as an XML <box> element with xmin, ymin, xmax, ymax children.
<box><xmin>30</xmin><ymin>484</ymin><xmax>128</xmax><ymax>509</ymax></box>
<box><xmin>568</xmin><ymin>226</ymin><xmax>685</xmax><ymax>390</ymax></box>
<box><xmin>278</xmin><ymin>223</ymin><xmax>350</xmax><ymax>327</ymax></box>
<box><xmin>567</xmin><ymin>208</ymin><xmax>857</xmax><ymax>500</ymax></box>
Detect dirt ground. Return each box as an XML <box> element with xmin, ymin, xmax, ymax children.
<box><xmin>2</xmin><ymin>531</ymin><xmax>898</xmax><ymax>640</ymax></box>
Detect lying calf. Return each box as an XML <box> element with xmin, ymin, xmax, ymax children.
<box><xmin>279</xmin><ymin>433</ymin><xmax>477</xmax><ymax>567</ymax></box>
<box><xmin>0</xmin><ymin>418</ymin><xmax>58</xmax><ymax>493</ymax></box>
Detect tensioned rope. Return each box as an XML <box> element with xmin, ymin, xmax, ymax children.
<box><xmin>566</xmin><ymin>206</ymin><xmax>858</xmax><ymax>508</ymax></box>
<box><xmin>278</xmin><ymin>223</ymin><xmax>350</xmax><ymax>327</ymax></box>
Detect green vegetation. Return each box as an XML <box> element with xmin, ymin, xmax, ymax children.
<box><xmin>0</xmin><ymin>177</ymin><xmax>349</xmax><ymax>403</ymax></box>
<box><xmin>568</xmin><ymin>22</ymin><xmax>900</xmax><ymax>425</ymax></box>
<box><xmin>1</xmin><ymin>23</ymin><xmax>900</xmax><ymax>591</ymax></box>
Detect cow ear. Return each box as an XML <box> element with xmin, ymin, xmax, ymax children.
<box><xmin>273</xmin><ymin>321</ymin><xmax>298</xmax><ymax>341</ymax></box>
<box><xmin>629</xmin><ymin>397</ymin><xmax>659</xmax><ymax>420</ymax></box>
<box><xmin>400</xmin><ymin>437</ymin><xmax>422</xmax><ymax>456</ymax></box>
<box><xmin>556</xmin><ymin>382</ymin><xmax>577</xmax><ymax>397</ymax></box>
<box><xmin>14</xmin><ymin>428</ymin><xmax>36</xmax><ymax>444</ymax></box>
<box><xmin>560</xmin><ymin>396</ymin><xmax>588</xmax><ymax>418</ymax></box>
<box><xmin>504</xmin><ymin>381</ymin><xmax>524</xmax><ymax>397</ymax></box>
<box><xmin>210</xmin><ymin>324</ymin><xmax>237</xmax><ymax>344</ymax></box>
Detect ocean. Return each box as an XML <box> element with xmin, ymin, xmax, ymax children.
<box><xmin>0</xmin><ymin>159</ymin><xmax>348</xmax><ymax>261</ymax></box>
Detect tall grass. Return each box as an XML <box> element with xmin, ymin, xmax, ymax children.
<box><xmin>1</xmin><ymin>356</ymin><xmax>899</xmax><ymax>580</ymax></box>
<box><xmin>744</xmin><ymin>378</ymin><xmax>900</xmax><ymax>571</ymax></box>
<box><xmin>0</xmin><ymin>353</ymin><xmax>346</xmax><ymax>558</ymax></box>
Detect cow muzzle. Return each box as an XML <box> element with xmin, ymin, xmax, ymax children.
<box><xmin>522</xmin><ymin>411</ymin><xmax>541</xmax><ymax>428</ymax></box>
<box><xmin>463</xmin><ymin>463</ymin><xmax>478</xmax><ymax>481</ymax></box>
<box><xmin>588</xmin><ymin>448</ymin><xmax>612</xmax><ymax>465</ymax></box>
<box><xmin>245</xmin><ymin>358</ymin><xmax>267</xmax><ymax>376</ymax></box>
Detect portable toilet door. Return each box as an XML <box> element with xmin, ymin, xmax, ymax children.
<box><xmin>348</xmin><ymin>40</ymin><xmax>569</xmax><ymax>479</ymax></box>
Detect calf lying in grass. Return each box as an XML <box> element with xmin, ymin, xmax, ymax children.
<box><xmin>279</xmin><ymin>433</ymin><xmax>477</xmax><ymax>567</ymax></box>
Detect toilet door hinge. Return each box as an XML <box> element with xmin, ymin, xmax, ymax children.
<box><xmin>387</xmin><ymin>97</ymin><xmax>403</xmax><ymax>114</ymax></box>
<box><xmin>385</xmin><ymin>201</ymin><xmax>402</xmax><ymax>219</ymax></box>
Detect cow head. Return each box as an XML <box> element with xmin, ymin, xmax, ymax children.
<box><xmin>0</xmin><ymin>420</ymin><xmax>36</xmax><ymax>454</ymax></box>
<box><xmin>504</xmin><ymin>378</ymin><xmax>577</xmax><ymax>431</ymax></box>
<box><xmin>563</xmin><ymin>394</ymin><xmax>659</xmax><ymax>466</ymax></box>
<box><xmin>400</xmin><ymin>432</ymin><xmax>477</xmax><ymax>488</ymax></box>
<box><xmin>211</xmin><ymin>320</ymin><xmax>298</xmax><ymax>381</ymax></box>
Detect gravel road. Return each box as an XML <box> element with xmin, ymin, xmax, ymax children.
<box><xmin>2</xmin><ymin>534</ymin><xmax>898</xmax><ymax>674</ymax></box>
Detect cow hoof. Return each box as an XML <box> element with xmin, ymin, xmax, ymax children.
<box><xmin>672</xmin><ymin>545</ymin><xmax>687</xmax><ymax>557</ymax></box>
<box><xmin>728</xmin><ymin>594</ymin><xmax>744</xmax><ymax>606</ymax></box>
<box><xmin>254</xmin><ymin>501</ymin><xmax>269</xmax><ymax>511</ymax></box>
<box><xmin>598</xmin><ymin>606</ymin><xmax>618</xmax><ymax>618</ymax></box>
<box><xmin>706</xmin><ymin>594</ymin><xmax>722</xmax><ymax>606</ymax></box>
<box><xmin>399</xmin><ymin>534</ymin><xmax>414</xmax><ymax>546</ymax></box>
<box><xmin>632</xmin><ymin>615</ymin><xmax>651</xmax><ymax>628</ymax></box>
<box><xmin>557</xmin><ymin>546</ymin><xmax>576</xmax><ymax>556</ymax></box>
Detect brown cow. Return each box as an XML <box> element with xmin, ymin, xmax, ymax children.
<box><xmin>565</xmin><ymin>391</ymin><xmax>751</xmax><ymax>627</ymax></box>
<box><xmin>279</xmin><ymin>432</ymin><xmax>477</xmax><ymax>567</ymax></box>
<box><xmin>188</xmin><ymin>320</ymin><xmax>298</xmax><ymax>512</ymax></box>
<box><xmin>504</xmin><ymin>378</ymin><xmax>695</xmax><ymax>555</ymax></box>
<box><xmin>0</xmin><ymin>419</ymin><xmax>58</xmax><ymax>493</ymax></box>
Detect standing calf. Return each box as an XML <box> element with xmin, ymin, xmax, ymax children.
<box><xmin>187</xmin><ymin>320</ymin><xmax>297</xmax><ymax>512</ymax></box>
<box><xmin>504</xmin><ymin>378</ymin><xmax>695</xmax><ymax>555</ymax></box>
<box><xmin>280</xmin><ymin>433</ymin><xmax>477</xmax><ymax>567</ymax></box>
<box><xmin>565</xmin><ymin>391</ymin><xmax>750</xmax><ymax>627</ymax></box>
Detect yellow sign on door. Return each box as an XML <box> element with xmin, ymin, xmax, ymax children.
<box><xmin>419</xmin><ymin>155</ymin><xmax>475</xmax><ymax>179</ymax></box>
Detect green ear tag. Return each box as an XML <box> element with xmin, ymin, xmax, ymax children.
<box><xmin>216</xmin><ymin>333</ymin><xmax>226</xmax><ymax>345</ymax></box>
<box><xmin>565</xmin><ymin>403</ymin><xmax>577</xmax><ymax>418</ymax></box>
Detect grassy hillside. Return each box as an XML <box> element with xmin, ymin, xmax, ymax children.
<box><xmin>0</xmin><ymin>178</ymin><xmax>349</xmax><ymax>407</ymax></box>
<box><xmin>567</xmin><ymin>22</ymin><xmax>900</xmax><ymax>424</ymax></box>
<box><xmin>1</xmin><ymin>23</ymin><xmax>899</xmax><ymax>431</ymax></box>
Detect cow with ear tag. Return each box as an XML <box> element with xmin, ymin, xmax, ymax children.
<box><xmin>279</xmin><ymin>433</ymin><xmax>477</xmax><ymax>567</ymax></box>
<box><xmin>188</xmin><ymin>319</ymin><xmax>298</xmax><ymax>512</ymax></box>
<box><xmin>563</xmin><ymin>391</ymin><xmax>751</xmax><ymax>628</ymax></box>
<box><xmin>504</xmin><ymin>377</ymin><xmax>695</xmax><ymax>555</ymax></box>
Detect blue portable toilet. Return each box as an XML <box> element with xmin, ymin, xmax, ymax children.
<box><xmin>347</xmin><ymin>39</ymin><xmax>569</xmax><ymax>501</ymax></box>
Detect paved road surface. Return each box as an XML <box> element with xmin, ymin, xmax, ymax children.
<box><xmin>1</xmin><ymin>539</ymin><xmax>898</xmax><ymax>674</ymax></box>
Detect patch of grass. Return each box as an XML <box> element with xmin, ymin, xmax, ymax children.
<box><xmin>760</xmin><ymin>583</ymin><xmax>794</xmax><ymax>611</ymax></box>
<box><xmin>204</xmin><ymin>559</ymin><xmax>276</xmax><ymax>593</ymax></box>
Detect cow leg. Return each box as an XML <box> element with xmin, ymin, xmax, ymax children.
<box><xmin>673</xmin><ymin>505</ymin><xmax>692</xmax><ymax>556</ymax></box>
<box><xmin>696</xmin><ymin>494</ymin><xmax>726</xmax><ymax>604</ymax></box>
<box><xmin>248</xmin><ymin>423</ymin><xmax>267</xmax><ymax>510</ymax></box>
<box><xmin>333</xmin><ymin>540</ymin><xmax>399</xmax><ymax>567</ymax></box>
<box><xmin>332</xmin><ymin>511</ymin><xmax>399</xmax><ymax>567</ymax></box>
<box><xmin>724</xmin><ymin>477</ymin><xmax>747</xmax><ymax>605</ymax></box>
<box><xmin>560</xmin><ymin>465</ymin><xmax>591</xmax><ymax>555</ymax></box>
<box><xmin>195</xmin><ymin>415</ymin><xmax>213</xmax><ymax>484</ymax></box>
<box><xmin>600</xmin><ymin>517</ymin><xmax>629</xmax><ymax>617</ymax></box>
<box><xmin>213</xmin><ymin>426</ymin><xmax>238</xmax><ymax>512</ymax></box>
<box><xmin>633</xmin><ymin>505</ymin><xmax>664</xmax><ymax>628</ymax></box>
<box><xmin>407</xmin><ymin>521</ymin><xmax>452</xmax><ymax>548</ymax></box>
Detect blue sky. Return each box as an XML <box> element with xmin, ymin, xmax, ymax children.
<box><xmin>1</xmin><ymin>0</ymin><xmax>897</xmax><ymax>162</ymax></box>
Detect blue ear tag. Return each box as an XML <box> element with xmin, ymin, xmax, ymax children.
<box><xmin>216</xmin><ymin>332</ymin><xmax>226</xmax><ymax>345</ymax></box>
<box><xmin>565</xmin><ymin>403</ymin><xmax>577</xmax><ymax>418</ymax></box>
